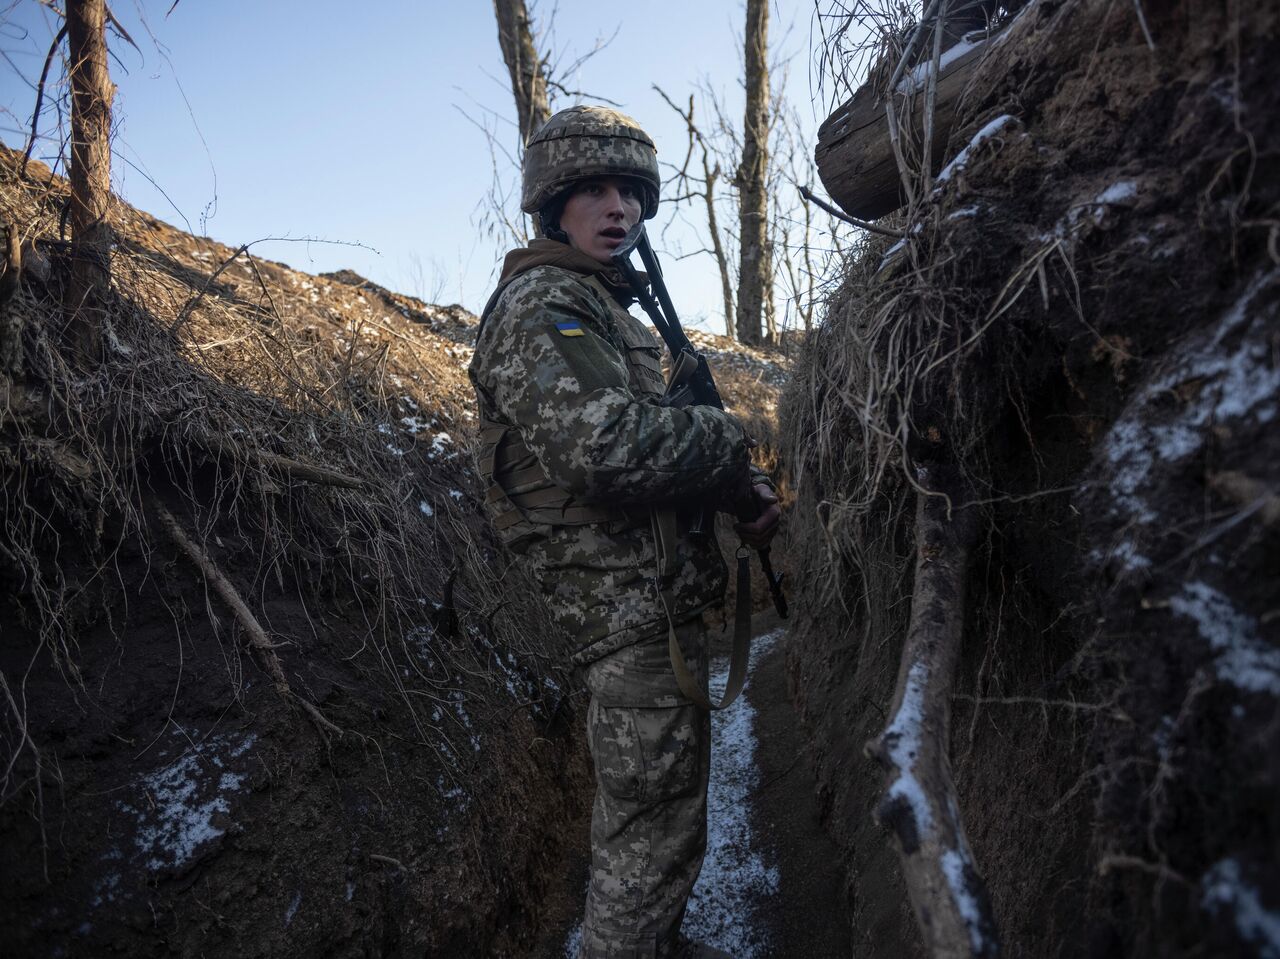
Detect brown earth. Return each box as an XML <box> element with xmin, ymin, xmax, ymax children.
<box><xmin>0</xmin><ymin>142</ymin><xmax>793</xmax><ymax>957</ymax></box>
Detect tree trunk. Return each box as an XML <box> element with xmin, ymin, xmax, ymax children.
<box><xmin>65</xmin><ymin>0</ymin><xmax>113</xmax><ymax>361</ymax></box>
<box><xmin>493</xmin><ymin>0</ymin><xmax>551</xmax><ymax>238</ymax></box>
<box><xmin>866</xmin><ymin>466</ymin><xmax>1000</xmax><ymax>958</ymax></box>
<box><xmin>734</xmin><ymin>0</ymin><xmax>769</xmax><ymax>346</ymax></box>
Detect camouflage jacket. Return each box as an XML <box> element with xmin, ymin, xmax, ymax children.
<box><xmin>468</xmin><ymin>239</ymin><xmax>753</xmax><ymax>664</ymax></box>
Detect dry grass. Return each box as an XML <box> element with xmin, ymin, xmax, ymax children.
<box><xmin>0</xmin><ymin>146</ymin><xmax>569</xmax><ymax>818</ymax></box>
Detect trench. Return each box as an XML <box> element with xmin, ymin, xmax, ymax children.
<box><xmin>544</xmin><ymin>623</ymin><xmax>851</xmax><ymax>958</ymax></box>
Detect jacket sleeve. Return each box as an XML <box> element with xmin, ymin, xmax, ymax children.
<box><xmin>473</xmin><ymin>270</ymin><xmax>749</xmax><ymax>506</ymax></box>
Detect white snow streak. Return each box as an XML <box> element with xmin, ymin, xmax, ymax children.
<box><xmin>1201</xmin><ymin>859</ymin><xmax>1280</xmax><ymax>958</ymax></box>
<box><xmin>934</xmin><ymin>115</ymin><xmax>1017</xmax><ymax>187</ymax></box>
<box><xmin>1168</xmin><ymin>582</ymin><xmax>1280</xmax><ymax>696</ymax></box>
<box><xmin>882</xmin><ymin>660</ymin><xmax>934</xmax><ymax>836</ymax></box>
<box><xmin>897</xmin><ymin>37</ymin><xmax>981</xmax><ymax>94</ymax></box>
<box><xmin>942</xmin><ymin>848</ymin><xmax>987</xmax><ymax>954</ymax></box>
<box><xmin>1100</xmin><ymin>269</ymin><xmax>1279</xmax><ymax>523</ymax></box>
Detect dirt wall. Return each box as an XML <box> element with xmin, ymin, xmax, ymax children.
<box><xmin>782</xmin><ymin>1</ymin><xmax>1279</xmax><ymax>955</ymax></box>
<box><xmin>0</xmin><ymin>149</ymin><xmax>594</xmax><ymax>958</ymax></box>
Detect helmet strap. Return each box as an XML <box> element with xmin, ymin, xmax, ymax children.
<box><xmin>536</xmin><ymin>205</ymin><xmax>571</xmax><ymax>245</ymax></box>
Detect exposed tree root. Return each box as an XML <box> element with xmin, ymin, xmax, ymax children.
<box><xmin>203</xmin><ymin>432</ymin><xmax>366</xmax><ymax>490</ymax></box>
<box><xmin>866</xmin><ymin>466</ymin><xmax>999</xmax><ymax>958</ymax></box>
<box><xmin>151</xmin><ymin>497</ymin><xmax>343</xmax><ymax>741</ymax></box>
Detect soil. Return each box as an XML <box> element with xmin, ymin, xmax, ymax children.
<box><xmin>747</xmin><ymin>623</ymin><xmax>853</xmax><ymax>957</ymax></box>
<box><xmin>781</xmin><ymin>0</ymin><xmax>1280</xmax><ymax>956</ymax></box>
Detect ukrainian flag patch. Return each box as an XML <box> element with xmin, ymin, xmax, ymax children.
<box><xmin>556</xmin><ymin>321</ymin><xmax>585</xmax><ymax>337</ymax></box>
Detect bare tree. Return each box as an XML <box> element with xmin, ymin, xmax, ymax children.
<box><xmin>734</xmin><ymin>0</ymin><xmax>770</xmax><ymax>345</ymax></box>
<box><xmin>64</xmin><ymin>0</ymin><xmax>114</xmax><ymax>361</ymax></box>
<box><xmin>654</xmin><ymin>87</ymin><xmax>737</xmax><ymax>341</ymax></box>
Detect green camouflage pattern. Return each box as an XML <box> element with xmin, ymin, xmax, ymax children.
<box><xmin>522</xmin><ymin>105</ymin><xmax>661</xmax><ymax>218</ymax></box>
<box><xmin>580</xmin><ymin>625</ymin><xmax>711</xmax><ymax>958</ymax></box>
<box><xmin>468</xmin><ymin>247</ymin><xmax>750</xmax><ymax>664</ymax></box>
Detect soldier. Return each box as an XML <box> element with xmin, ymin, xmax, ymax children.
<box><xmin>468</xmin><ymin>105</ymin><xmax>780</xmax><ymax>959</ymax></box>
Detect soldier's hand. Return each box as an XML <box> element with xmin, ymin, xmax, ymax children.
<box><xmin>734</xmin><ymin>483</ymin><xmax>781</xmax><ymax>549</ymax></box>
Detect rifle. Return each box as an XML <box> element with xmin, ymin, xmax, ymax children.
<box><xmin>611</xmin><ymin>222</ymin><xmax>788</xmax><ymax>620</ymax></box>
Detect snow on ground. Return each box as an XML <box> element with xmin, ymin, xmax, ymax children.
<box><xmin>682</xmin><ymin>627</ymin><xmax>784</xmax><ymax>957</ymax></box>
<box><xmin>116</xmin><ymin>730</ymin><xmax>257</xmax><ymax>873</ymax></box>
<box><xmin>564</xmin><ymin>627</ymin><xmax>786</xmax><ymax>958</ymax></box>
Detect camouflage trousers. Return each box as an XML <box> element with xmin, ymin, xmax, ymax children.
<box><xmin>579</xmin><ymin>620</ymin><xmax>711</xmax><ymax>959</ymax></box>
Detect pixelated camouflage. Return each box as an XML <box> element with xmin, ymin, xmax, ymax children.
<box><xmin>467</xmin><ymin>240</ymin><xmax>750</xmax><ymax>665</ymax></box>
<box><xmin>521</xmin><ymin>105</ymin><xmax>661</xmax><ymax>218</ymax></box>
<box><xmin>580</xmin><ymin>626</ymin><xmax>711</xmax><ymax>958</ymax></box>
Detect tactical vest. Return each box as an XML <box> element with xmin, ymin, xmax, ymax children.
<box><xmin>476</xmin><ymin>274</ymin><xmax>667</xmax><ymax>545</ymax></box>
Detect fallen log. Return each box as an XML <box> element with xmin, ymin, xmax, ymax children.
<box><xmin>815</xmin><ymin>26</ymin><xmax>1002</xmax><ymax>221</ymax></box>
<box><xmin>865</xmin><ymin>466</ymin><xmax>1000</xmax><ymax>958</ymax></box>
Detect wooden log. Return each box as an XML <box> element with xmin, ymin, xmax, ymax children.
<box><xmin>814</xmin><ymin>29</ymin><xmax>998</xmax><ymax>222</ymax></box>
<box><xmin>865</xmin><ymin>466</ymin><xmax>1000</xmax><ymax>958</ymax></box>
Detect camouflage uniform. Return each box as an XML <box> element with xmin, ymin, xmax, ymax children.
<box><xmin>469</xmin><ymin>106</ymin><xmax>760</xmax><ymax>959</ymax></box>
<box><xmin>469</xmin><ymin>240</ymin><xmax>751</xmax><ymax>957</ymax></box>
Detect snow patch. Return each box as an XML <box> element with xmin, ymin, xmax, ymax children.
<box><xmin>1201</xmin><ymin>859</ymin><xmax>1280</xmax><ymax>958</ymax></box>
<box><xmin>119</xmin><ymin>732</ymin><xmax>257</xmax><ymax>872</ymax></box>
<box><xmin>1168</xmin><ymin>582</ymin><xmax>1280</xmax><ymax>696</ymax></box>
<box><xmin>1098</xmin><ymin>269</ymin><xmax>1279</xmax><ymax>523</ymax></box>
<box><xmin>942</xmin><ymin>849</ymin><xmax>988</xmax><ymax>954</ymax></box>
<box><xmin>934</xmin><ymin>115</ymin><xmax>1017</xmax><ymax>187</ymax></box>
<box><xmin>429</xmin><ymin>431</ymin><xmax>456</xmax><ymax>459</ymax></box>
<box><xmin>1095</xmin><ymin>180</ymin><xmax>1138</xmax><ymax>205</ymax></box>
<box><xmin>881</xmin><ymin>660</ymin><xmax>934</xmax><ymax>836</ymax></box>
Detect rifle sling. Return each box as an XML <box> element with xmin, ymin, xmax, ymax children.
<box><xmin>652</xmin><ymin>510</ymin><xmax>753</xmax><ymax>712</ymax></box>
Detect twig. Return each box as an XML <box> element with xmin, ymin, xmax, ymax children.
<box><xmin>799</xmin><ymin>186</ymin><xmax>906</xmax><ymax>239</ymax></box>
<box><xmin>22</xmin><ymin>24</ymin><xmax>69</xmax><ymax>177</ymax></box>
<box><xmin>170</xmin><ymin>242</ymin><xmax>251</xmax><ymax>336</ymax></box>
<box><xmin>1097</xmin><ymin>854</ymin><xmax>1189</xmax><ymax>886</ymax></box>
<box><xmin>920</xmin><ymin>1</ymin><xmax>948</xmax><ymax>195</ymax></box>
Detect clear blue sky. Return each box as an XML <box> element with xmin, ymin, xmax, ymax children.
<box><xmin>1</xmin><ymin>0</ymin><xmax>831</xmax><ymax>330</ymax></box>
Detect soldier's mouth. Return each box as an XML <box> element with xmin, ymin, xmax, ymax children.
<box><xmin>599</xmin><ymin>227</ymin><xmax>627</xmax><ymax>242</ymax></box>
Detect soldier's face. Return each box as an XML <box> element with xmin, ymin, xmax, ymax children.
<box><xmin>559</xmin><ymin>177</ymin><xmax>644</xmax><ymax>263</ymax></box>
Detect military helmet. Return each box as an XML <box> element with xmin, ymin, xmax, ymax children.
<box><xmin>521</xmin><ymin>105</ymin><xmax>660</xmax><ymax>219</ymax></box>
